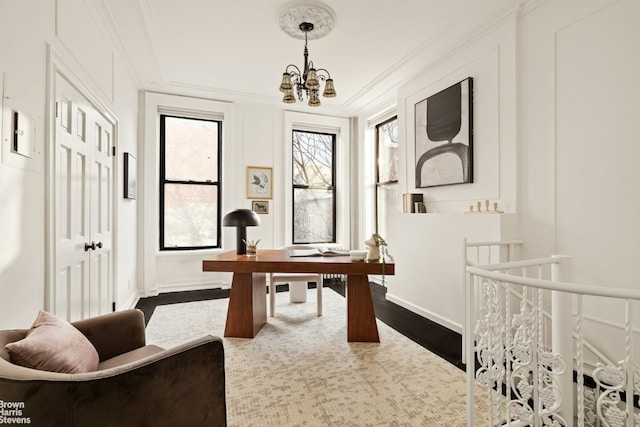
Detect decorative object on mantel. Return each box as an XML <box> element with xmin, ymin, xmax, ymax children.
<box><xmin>278</xmin><ymin>2</ymin><xmax>336</xmax><ymax>106</ymax></box>
<box><xmin>223</xmin><ymin>209</ymin><xmax>260</xmax><ymax>255</ymax></box>
<box><xmin>364</xmin><ymin>233</ymin><xmax>394</xmax><ymax>285</ymax></box>
<box><xmin>402</xmin><ymin>193</ymin><xmax>425</xmax><ymax>213</ymax></box>
<box><xmin>466</xmin><ymin>200</ymin><xmax>504</xmax><ymax>214</ymax></box>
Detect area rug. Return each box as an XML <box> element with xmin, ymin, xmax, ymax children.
<box><xmin>145</xmin><ymin>288</ymin><xmax>487</xmax><ymax>426</ymax></box>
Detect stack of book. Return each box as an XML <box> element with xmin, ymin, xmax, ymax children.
<box><xmin>402</xmin><ymin>193</ymin><xmax>426</xmax><ymax>213</ymax></box>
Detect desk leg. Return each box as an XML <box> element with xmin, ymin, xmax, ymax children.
<box><xmin>224</xmin><ymin>272</ymin><xmax>267</xmax><ymax>338</ymax></box>
<box><xmin>346</xmin><ymin>274</ymin><xmax>380</xmax><ymax>342</ymax></box>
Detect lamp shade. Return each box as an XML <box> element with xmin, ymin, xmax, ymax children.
<box><xmin>283</xmin><ymin>90</ymin><xmax>296</xmax><ymax>104</ymax></box>
<box><xmin>279</xmin><ymin>73</ymin><xmax>293</xmax><ymax>92</ymax></box>
<box><xmin>305</xmin><ymin>68</ymin><xmax>320</xmax><ymax>89</ymax></box>
<box><xmin>308</xmin><ymin>90</ymin><xmax>321</xmax><ymax>107</ymax></box>
<box><xmin>223</xmin><ymin>209</ymin><xmax>260</xmax><ymax>227</ymax></box>
<box><xmin>322</xmin><ymin>78</ymin><xmax>336</xmax><ymax>98</ymax></box>
<box><xmin>223</xmin><ymin>209</ymin><xmax>260</xmax><ymax>254</ymax></box>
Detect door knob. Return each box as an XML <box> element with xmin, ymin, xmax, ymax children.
<box><xmin>84</xmin><ymin>241</ymin><xmax>103</xmax><ymax>251</ymax></box>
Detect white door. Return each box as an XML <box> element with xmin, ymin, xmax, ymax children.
<box><xmin>52</xmin><ymin>74</ymin><xmax>115</xmax><ymax>322</ymax></box>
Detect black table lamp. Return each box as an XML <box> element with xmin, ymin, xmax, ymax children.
<box><xmin>223</xmin><ymin>209</ymin><xmax>260</xmax><ymax>254</ymax></box>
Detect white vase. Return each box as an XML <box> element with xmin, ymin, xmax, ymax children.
<box><xmin>364</xmin><ymin>235</ymin><xmax>379</xmax><ymax>261</ymax></box>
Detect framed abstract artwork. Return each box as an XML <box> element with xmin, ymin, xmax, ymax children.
<box><xmin>414</xmin><ymin>77</ymin><xmax>474</xmax><ymax>188</ymax></box>
<box><xmin>246</xmin><ymin>166</ymin><xmax>272</xmax><ymax>199</ymax></box>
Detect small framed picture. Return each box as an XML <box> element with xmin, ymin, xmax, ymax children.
<box><xmin>124</xmin><ymin>153</ymin><xmax>137</xmax><ymax>199</ymax></box>
<box><xmin>252</xmin><ymin>200</ymin><xmax>269</xmax><ymax>214</ymax></box>
<box><xmin>247</xmin><ymin>166</ymin><xmax>272</xmax><ymax>199</ymax></box>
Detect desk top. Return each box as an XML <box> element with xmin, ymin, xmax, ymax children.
<box><xmin>202</xmin><ymin>249</ymin><xmax>394</xmax><ymax>276</ymax></box>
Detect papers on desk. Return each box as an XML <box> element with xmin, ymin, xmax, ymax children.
<box><xmin>288</xmin><ymin>248</ymin><xmax>350</xmax><ymax>257</ymax></box>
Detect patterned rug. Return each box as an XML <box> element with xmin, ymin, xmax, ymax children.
<box><xmin>145</xmin><ymin>288</ymin><xmax>487</xmax><ymax>426</ymax></box>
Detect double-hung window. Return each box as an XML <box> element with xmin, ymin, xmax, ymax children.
<box><xmin>292</xmin><ymin>129</ymin><xmax>336</xmax><ymax>244</ymax></box>
<box><xmin>375</xmin><ymin>116</ymin><xmax>399</xmax><ymax>237</ymax></box>
<box><xmin>159</xmin><ymin>114</ymin><xmax>222</xmax><ymax>250</ymax></box>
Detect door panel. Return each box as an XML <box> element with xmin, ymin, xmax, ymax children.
<box><xmin>90</xmin><ymin>112</ymin><xmax>114</xmax><ymax>316</ymax></box>
<box><xmin>53</xmin><ymin>74</ymin><xmax>115</xmax><ymax>321</ymax></box>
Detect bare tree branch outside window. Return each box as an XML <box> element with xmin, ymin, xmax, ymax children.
<box><xmin>292</xmin><ymin>130</ymin><xmax>336</xmax><ymax>244</ymax></box>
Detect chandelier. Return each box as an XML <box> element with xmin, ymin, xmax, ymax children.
<box><xmin>278</xmin><ymin>22</ymin><xmax>336</xmax><ymax>107</ymax></box>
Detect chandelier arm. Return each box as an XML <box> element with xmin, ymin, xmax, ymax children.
<box><xmin>314</xmin><ymin>68</ymin><xmax>331</xmax><ymax>81</ymax></box>
<box><xmin>285</xmin><ymin>64</ymin><xmax>302</xmax><ymax>77</ymax></box>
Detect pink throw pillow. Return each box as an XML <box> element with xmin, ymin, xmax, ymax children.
<box><xmin>5</xmin><ymin>311</ymin><xmax>99</xmax><ymax>373</ymax></box>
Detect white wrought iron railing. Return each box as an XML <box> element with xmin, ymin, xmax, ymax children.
<box><xmin>463</xmin><ymin>240</ymin><xmax>524</xmax><ymax>365</ymax></box>
<box><xmin>465</xmin><ymin>250</ymin><xmax>640</xmax><ymax>427</ymax></box>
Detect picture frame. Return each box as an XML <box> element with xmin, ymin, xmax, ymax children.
<box><xmin>123</xmin><ymin>152</ymin><xmax>137</xmax><ymax>199</ymax></box>
<box><xmin>246</xmin><ymin>166</ymin><xmax>272</xmax><ymax>199</ymax></box>
<box><xmin>414</xmin><ymin>77</ymin><xmax>473</xmax><ymax>188</ymax></box>
<box><xmin>252</xmin><ymin>200</ymin><xmax>269</xmax><ymax>214</ymax></box>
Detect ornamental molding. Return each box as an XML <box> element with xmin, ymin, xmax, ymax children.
<box><xmin>278</xmin><ymin>1</ymin><xmax>336</xmax><ymax>40</ymax></box>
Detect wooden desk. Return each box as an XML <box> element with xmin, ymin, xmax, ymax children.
<box><xmin>202</xmin><ymin>249</ymin><xmax>395</xmax><ymax>342</ymax></box>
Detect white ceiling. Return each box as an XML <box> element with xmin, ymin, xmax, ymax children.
<box><xmin>98</xmin><ymin>0</ymin><xmax>517</xmax><ymax>115</ymax></box>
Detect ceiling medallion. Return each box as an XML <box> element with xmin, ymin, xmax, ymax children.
<box><xmin>278</xmin><ymin>2</ymin><xmax>336</xmax><ymax>41</ymax></box>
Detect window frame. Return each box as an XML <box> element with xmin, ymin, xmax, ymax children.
<box><xmin>283</xmin><ymin>111</ymin><xmax>350</xmax><ymax>249</ymax></box>
<box><xmin>158</xmin><ymin>114</ymin><xmax>223</xmax><ymax>251</ymax></box>
<box><xmin>374</xmin><ymin>115</ymin><xmax>399</xmax><ymax>235</ymax></box>
<box><xmin>291</xmin><ymin>129</ymin><xmax>337</xmax><ymax>245</ymax></box>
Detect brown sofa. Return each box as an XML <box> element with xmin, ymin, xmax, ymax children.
<box><xmin>0</xmin><ymin>309</ymin><xmax>226</xmax><ymax>426</ymax></box>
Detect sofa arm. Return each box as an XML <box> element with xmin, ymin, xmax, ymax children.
<box><xmin>0</xmin><ymin>335</ymin><xmax>226</xmax><ymax>426</ymax></box>
<box><xmin>72</xmin><ymin>309</ymin><xmax>146</xmax><ymax>361</ymax></box>
<box><xmin>72</xmin><ymin>335</ymin><xmax>227</xmax><ymax>427</ymax></box>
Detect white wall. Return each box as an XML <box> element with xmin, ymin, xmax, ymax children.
<box><xmin>0</xmin><ymin>1</ymin><xmax>52</xmax><ymax>329</ymax></box>
<box><xmin>140</xmin><ymin>93</ymin><xmax>238</xmax><ymax>294</ymax></box>
<box><xmin>396</xmin><ymin>15</ymin><xmax>518</xmax><ymax>214</ymax></box>
<box><xmin>387</xmin><ymin>213</ymin><xmax>518</xmax><ymax>331</ymax></box>
<box><xmin>141</xmin><ymin>101</ymin><xmax>353</xmax><ymax>295</ymax></box>
<box><xmin>357</xmin><ymin>0</ymin><xmax>640</xmax><ymax>351</ymax></box>
<box><xmin>518</xmin><ymin>0</ymin><xmax>640</xmax><ymax>353</ymax></box>
<box><xmin>0</xmin><ymin>0</ymin><xmax>139</xmax><ymax>328</ymax></box>
<box><xmin>360</xmin><ymin>10</ymin><xmax>519</xmax><ymax>330</ymax></box>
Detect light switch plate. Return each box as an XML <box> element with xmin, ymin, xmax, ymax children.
<box><xmin>1</xmin><ymin>72</ymin><xmax>41</xmax><ymax>173</ymax></box>
<box><xmin>12</xmin><ymin>110</ymin><xmax>35</xmax><ymax>159</ymax></box>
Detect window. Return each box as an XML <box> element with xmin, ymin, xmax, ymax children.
<box><xmin>375</xmin><ymin>116</ymin><xmax>399</xmax><ymax>237</ymax></box>
<box><xmin>159</xmin><ymin>115</ymin><xmax>222</xmax><ymax>250</ymax></box>
<box><xmin>292</xmin><ymin>130</ymin><xmax>336</xmax><ymax>244</ymax></box>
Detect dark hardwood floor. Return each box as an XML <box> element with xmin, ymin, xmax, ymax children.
<box><xmin>135</xmin><ymin>280</ymin><xmax>464</xmax><ymax>371</ymax></box>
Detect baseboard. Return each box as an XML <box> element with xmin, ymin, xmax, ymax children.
<box><xmin>156</xmin><ymin>280</ymin><xmax>230</xmax><ymax>294</ymax></box>
<box><xmin>385</xmin><ymin>292</ymin><xmax>462</xmax><ymax>333</ymax></box>
<box><xmin>121</xmin><ymin>292</ymin><xmax>141</xmax><ymax>311</ymax></box>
